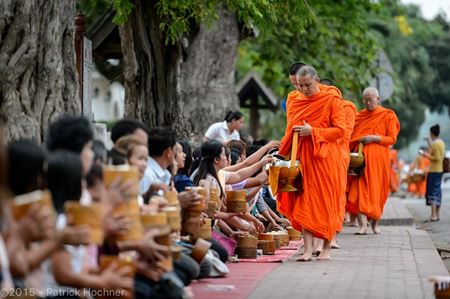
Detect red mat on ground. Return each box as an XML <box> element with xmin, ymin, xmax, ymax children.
<box><xmin>191</xmin><ymin>240</ymin><xmax>303</xmax><ymax>299</ymax></box>
<box><xmin>191</xmin><ymin>262</ymin><xmax>279</xmax><ymax>299</ymax></box>
<box><xmin>239</xmin><ymin>239</ymin><xmax>303</xmax><ymax>263</ymax></box>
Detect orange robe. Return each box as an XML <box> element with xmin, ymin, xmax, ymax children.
<box><xmin>347</xmin><ymin>107</ymin><xmax>400</xmax><ymax>220</ymax></box>
<box><xmin>408</xmin><ymin>155</ymin><xmax>429</xmax><ymax>197</ymax></box>
<box><xmin>389</xmin><ymin>149</ymin><xmax>400</xmax><ymax>193</ymax></box>
<box><xmin>277</xmin><ymin>87</ymin><xmax>346</xmax><ymax>241</ymax></box>
<box><xmin>338</xmin><ymin>100</ymin><xmax>356</xmax><ymax>226</ymax></box>
<box><xmin>416</xmin><ymin>156</ymin><xmax>429</xmax><ymax>197</ymax></box>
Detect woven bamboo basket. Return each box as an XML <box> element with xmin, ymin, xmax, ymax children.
<box><xmin>237</xmin><ymin>235</ymin><xmax>259</xmax><ymax>248</ymax></box>
<box><xmin>140</xmin><ymin>212</ymin><xmax>168</xmax><ymax>231</ymax></box>
<box><xmin>154</xmin><ymin>226</ymin><xmax>173</xmax><ymax>272</ymax></box>
<box><xmin>191</xmin><ymin>238</ymin><xmax>212</xmax><ymax>263</ymax></box>
<box><xmin>99</xmin><ymin>255</ymin><xmax>136</xmax><ymax>299</ymax></box>
<box><xmin>258</xmin><ymin>233</ymin><xmax>274</xmax><ymax>241</ymax></box>
<box><xmin>164</xmin><ymin>191</ymin><xmax>179</xmax><ymax>207</ymax></box>
<box><xmin>181</xmin><ymin>215</ymin><xmax>201</xmax><ymax>234</ymax></box>
<box><xmin>236</xmin><ymin>247</ymin><xmax>258</xmax><ymax>259</ymax></box>
<box><xmin>113</xmin><ymin>199</ymin><xmax>143</xmax><ymax>241</ymax></box>
<box><xmin>186</xmin><ymin>186</ymin><xmax>207</xmax><ymax>200</ymax></box>
<box><xmin>12</xmin><ymin>189</ymin><xmax>54</xmax><ymax>220</ymax></box>
<box><xmin>185</xmin><ymin>201</ymin><xmax>204</xmax><ymax>213</ymax></box>
<box><xmin>267</xmin><ymin>232</ymin><xmax>283</xmax><ymax>249</ymax></box>
<box><xmin>258</xmin><ymin>240</ymin><xmax>275</xmax><ymax>255</ymax></box>
<box><xmin>64</xmin><ymin>201</ymin><xmax>104</xmax><ymax>245</ymax></box>
<box><xmin>287</xmin><ymin>227</ymin><xmax>302</xmax><ymax>240</ymax></box>
<box><xmin>226</xmin><ymin>190</ymin><xmax>247</xmax><ymax>213</ymax></box>
<box><xmin>192</xmin><ymin>218</ymin><xmax>212</xmax><ymax>240</ymax></box>
<box><xmin>280</xmin><ymin>232</ymin><xmax>290</xmax><ymax>246</ymax></box>
<box><xmin>103</xmin><ymin>165</ymin><xmax>140</xmax><ymax>197</ymax></box>
<box><xmin>161</xmin><ymin>206</ymin><xmax>181</xmax><ymax>232</ymax></box>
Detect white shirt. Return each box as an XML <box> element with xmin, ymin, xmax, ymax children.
<box><xmin>204</xmin><ymin>121</ymin><xmax>240</xmax><ymax>143</ymax></box>
<box><xmin>140</xmin><ymin>156</ymin><xmax>172</xmax><ymax>194</ymax></box>
<box><xmin>41</xmin><ymin>214</ymin><xmax>87</xmax><ymax>297</ymax></box>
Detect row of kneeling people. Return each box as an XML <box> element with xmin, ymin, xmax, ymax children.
<box><xmin>0</xmin><ymin>115</ymin><xmax>294</xmax><ymax>298</ymax></box>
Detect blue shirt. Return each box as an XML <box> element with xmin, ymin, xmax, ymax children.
<box><xmin>173</xmin><ymin>173</ymin><xmax>194</xmax><ymax>193</ymax></box>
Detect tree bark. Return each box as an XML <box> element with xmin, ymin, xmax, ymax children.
<box><xmin>119</xmin><ymin>0</ymin><xmax>190</xmax><ymax>137</ymax></box>
<box><xmin>180</xmin><ymin>7</ymin><xmax>240</xmax><ymax>141</ymax></box>
<box><xmin>0</xmin><ymin>0</ymin><xmax>79</xmax><ymax>142</ymax></box>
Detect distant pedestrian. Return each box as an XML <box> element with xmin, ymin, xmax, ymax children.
<box><xmin>420</xmin><ymin>124</ymin><xmax>446</xmax><ymax>221</ymax></box>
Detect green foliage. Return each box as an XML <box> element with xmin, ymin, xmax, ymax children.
<box><xmin>370</xmin><ymin>0</ymin><xmax>450</xmax><ymax>147</ymax></box>
<box><xmin>111</xmin><ymin>0</ymin><xmax>135</xmax><ymax>24</ymax></box>
<box><xmin>236</xmin><ymin>1</ymin><xmax>379</xmax><ymax>141</ymax></box>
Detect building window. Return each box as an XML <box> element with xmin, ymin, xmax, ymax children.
<box><xmin>105</xmin><ymin>91</ymin><xmax>112</xmax><ymax>102</ymax></box>
<box><xmin>94</xmin><ymin>87</ymin><xmax>100</xmax><ymax>98</ymax></box>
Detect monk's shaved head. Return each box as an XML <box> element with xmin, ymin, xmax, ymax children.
<box><xmin>295</xmin><ymin>65</ymin><xmax>320</xmax><ymax>97</ymax></box>
<box><xmin>362</xmin><ymin>87</ymin><xmax>380</xmax><ymax>111</ymax></box>
<box><xmin>296</xmin><ymin>65</ymin><xmax>319</xmax><ymax>79</ymax></box>
<box><xmin>362</xmin><ymin>87</ymin><xmax>379</xmax><ymax>98</ymax></box>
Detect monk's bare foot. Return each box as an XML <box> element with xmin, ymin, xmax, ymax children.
<box><xmin>296</xmin><ymin>251</ymin><xmax>313</xmax><ymax>262</ymax></box>
<box><xmin>371</xmin><ymin>222</ymin><xmax>382</xmax><ymax>234</ymax></box>
<box><xmin>348</xmin><ymin>220</ymin><xmax>358</xmax><ymax>227</ymax></box>
<box><xmin>331</xmin><ymin>240</ymin><xmax>340</xmax><ymax>249</ymax></box>
<box><xmin>317</xmin><ymin>249</ymin><xmax>331</xmax><ymax>260</ymax></box>
<box><xmin>355</xmin><ymin>225</ymin><xmax>368</xmax><ymax>235</ymax></box>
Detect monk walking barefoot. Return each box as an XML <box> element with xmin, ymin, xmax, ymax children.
<box><xmin>296</xmin><ymin>230</ymin><xmax>313</xmax><ymax>261</ymax></box>
<box><xmin>277</xmin><ymin>65</ymin><xmax>346</xmax><ymax>261</ymax></box>
<box><xmin>347</xmin><ymin>87</ymin><xmax>400</xmax><ymax>235</ymax></box>
<box><xmin>371</xmin><ymin>220</ymin><xmax>382</xmax><ymax>234</ymax></box>
<box><xmin>317</xmin><ymin>239</ymin><xmax>332</xmax><ymax>260</ymax></box>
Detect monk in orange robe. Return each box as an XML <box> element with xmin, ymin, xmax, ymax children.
<box><xmin>277</xmin><ymin>65</ymin><xmax>346</xmax><ymax>260</ymax></box>
<box><xmin>317</xmin><ymin>80</ymin><xmax>357</xmax><ymax>251</ymax></box>
<box><xmin>408</xmin><ymin>151</ymin><xmax>429</xmax><ymax>197</ymax></box>
<box><xmin>347</xmin><ymin>87</ymin><xmax>400</xmax><ymax>235</ymax></box>
<box><xmin>389</xmin><ymin>147</ymin><xmax>400</xmax><ymax>194</ymax></box>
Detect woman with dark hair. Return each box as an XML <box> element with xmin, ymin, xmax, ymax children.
<box><xmin>203</xmin><ymin>111</ymin><xmax>244</xmax><ymax>143</ymax></box>
<box><xmin>46</xmin><ymin>150</ymin><xmax>83</xmax><ymax>213</ymax></box>
<box><xmin>173</xmin><ymin>141</ymin><xmax>194</xmax><ymax>192</ymax></box>
<box><xmin>192</xmin><ymin>140</ymin><xmax>271</xmax><ymax>233</ymax></box>
<box><xmin>43</xmin><ymin>150</ymin><xmax>132</xmax><ymax>297</ymax></box>
<box><xmin>46</xmin><ymin>116</ymin><xmax>94</xmax><ymax>176</ymax></box>
<box><xmin>420</xmin><ymin>124</ymin><xmax>446</xmax><ymax>221</ymax></box>
<box><xmin>7</xmin><ymin>140</ymin><xmax>46</xmax><ymax>196</ymax></box>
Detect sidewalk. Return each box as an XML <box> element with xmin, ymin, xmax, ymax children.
<box><xmin>246</xmin><ymin>197</ymin><xmax>448</xmax><ymax>299</ymax></box>
<box><xmin>247</xmin><ymin>226</ymin><xmax>448</xmax><ymax>299</ymax></box>
<box><xmin>379</xmin><ymin>197</ymin><xmax>414</xmax><ymax>226</ymax></box>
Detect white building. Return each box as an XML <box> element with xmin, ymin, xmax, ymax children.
<box><xmin>91</xmin><ymin>70</ymin><xmax>124</xmax><ymax>121</ymax></box>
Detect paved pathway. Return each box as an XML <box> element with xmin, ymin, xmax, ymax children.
<box><xmin>247</xmin><ymin>197</ymin><xmax>448</xmax><ymax>299</ymax></box>
<box><xmin>403</xmin><ymin>191</ymin><xmax>450</xmax><ymax>272</ymax></box>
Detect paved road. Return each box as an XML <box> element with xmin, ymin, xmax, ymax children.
<box><xmin>248</xmin><ymin>225</ymin><xmax>448</xmax><ymax>299</ymax></box>
<box><xmin>403</xmin><ymin>186</ymin><xmax>450</xmax><ymax>272</ymax></box>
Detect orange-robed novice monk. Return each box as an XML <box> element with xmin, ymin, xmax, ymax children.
<box><xmin>347</xmin><ymin>87</ymin><xmax>400</xmax><ymax>235</ymax></box>
<box><xmin>277</xmin><ymin>65</ymin><xmax>346</xmax><ymax>261</ymax></box>
<box><xmin>317</xmin><ymin>80</ymin><xmax>357</xmax><ymax>252</ymax></box>
<box><xmin>389</xmin><ymin>147</ymin><xmax>400</xmax><ymax>194</ymax></box>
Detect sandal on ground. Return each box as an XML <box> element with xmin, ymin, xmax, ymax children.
<box><xmin>423</xmin><ymin>218</ymin><xmax>439</xmax><ymax>223</ymax></box>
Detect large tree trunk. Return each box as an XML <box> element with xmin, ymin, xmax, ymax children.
<box><xmin>180</xmin><ymin>7</ymin><xmax>240</xmax><ymax>141</ymax></box>
<box><xmin>119</xmin><ymin>0</ymin><xmax>190</xmax><ymax>137</ymax></box>
<box><xmin>0</xmin><ymin>0</ymin><xmax>79</xmax><ymax>142</ymax></box>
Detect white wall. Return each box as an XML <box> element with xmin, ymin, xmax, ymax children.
<box><xmin>92</xmin><ymin>70</ymin><xmax>124</xmax><ymax>121</ymax></box>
